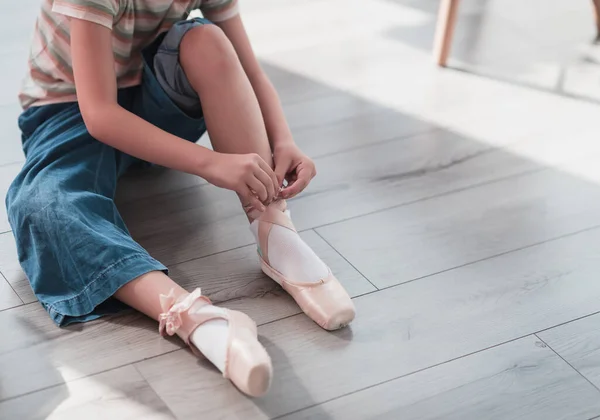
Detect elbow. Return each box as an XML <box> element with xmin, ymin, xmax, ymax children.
<box><xmin>80</xmin><ymin>104</ymin><xmax>115</xmax><ymax>141</ymax></box>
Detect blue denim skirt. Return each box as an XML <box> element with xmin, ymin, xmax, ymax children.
<box><xmin>5</xmin><ymin>19</ymin><xmax>210</xmax><ymax>326</ymax></box>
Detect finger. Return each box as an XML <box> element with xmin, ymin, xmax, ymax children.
<box><xmin>273</xmin><ymin>158</ymin><xmax>290</xmax><ymax>188</ymax></box>
<box><xmin>269</xmin><ymin>165</ymin><xmax>280</xmax><ymax>196</ymax></box>
<box><xmin>281</xmin><ymin>178</ymin><xmax>308</xmax><ymax>199</ymax></box>
<box><xmin>246</xmin><ymin>176</ymin><xmax>269</xmax><ymax>203</ymax></box>
<box><xmin>258</xmin><ymin>158</ymin><xmax>280</xmax><ymax>193</ymax></box>
<box><xmin>242</xmin><ymin>187</ymin><xmax>266</xmax><ymax>212</ymax></box>
<box><xmin>253</xmin><ymin>166</ymin><xmax>276</xmax><ymax>203</ymax></box>
<box><xmin>281</xmin><ymin>166</ymin><xmax>310</xmax><ymax>198</ymax></box>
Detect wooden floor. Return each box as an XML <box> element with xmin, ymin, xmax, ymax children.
<box><xmin>3</xmin><ymin>0</ymin><xmax>600</xmax><ymax>418</ymax></box>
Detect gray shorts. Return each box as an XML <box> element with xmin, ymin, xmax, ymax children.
<box><xmin>153</xmin><ymin>17</ymin><xmax>213</xmax><ymax>117</ymax></box>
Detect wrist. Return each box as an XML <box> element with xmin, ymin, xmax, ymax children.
<box><xmin>192</xmin><ymin>146</ymin><xmax>220</xmax><ymax>177</ymax></box>
<box><xmin>272</xmin><ymin>136</ymin><xmax>295</xmax><ymax>150</ymax></box>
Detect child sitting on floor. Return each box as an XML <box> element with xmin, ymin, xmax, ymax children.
<box><xmin>8</xmin><ymin>0</ymin><xmax>355</xmax><ymax>396</ymax></box>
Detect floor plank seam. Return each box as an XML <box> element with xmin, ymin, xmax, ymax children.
<box><xmin>272</xmin><ymin>310</ymin><xmax>600</xmax><ymax>419</ymax></box>
<box><xmin>369</xmin><ymin>222</ymin><xmax>600</xmax><ymax>295</ymax></box>
<box><xmin>307</xmin><ymin>165</ymin><xmax>545</xmax><ymax>232</ymax></box>
<box><xmin>9</xmin><ymin>138</ymin><xmax>554</xmax><ymax>273</ymax></box>
<box><xmin>116</xmin><ymin>177</ymin><xmax>212</xmax><ymax>207</ymax></box>
<box><xmin>0</xmin><ymin>300</ymin><xmax>35</xmax><ymax>313</ymax></box>
<box><xmin>0</xmin><ymin>160</ymin><xmax>23</xmax><ymax>169</ymax></box>
<box><xmin>5</xmin><ymin>305</ymin><xmax>600</xmax><ymax>408</ymax></box>
<box><xmin>452</xmin><ymin>65</ymin><xmax>600</xmax><ymax>108</ymax></box>
<box><xmin>276</xmin><ymin>86</ymin><xmax>370</xmax><ymax>108</ymax></box>
<box><xmin>0</xmin><ymin>307</ymin><xmax>312</xmax><ymax>402</ymax></box>
<box><xmin>131</xmin><ymin>363</ymin><xmax>179</xmax><ymax>419</ymax></box>
<box><xmin>169</xmin><ymin>242</ymin><xmax>256</xmax><ymax>269</ymax></box>
<box><xmin>116</xmin><ymin>128</ymin><xmax>440</xmax><ymax>207</ymax></box>
<box><xmin>308</xmin><ymin>126</ymin><xmax>441</xmax><ymax>161</ymax></box>
<box><xmin>0</xmin><ymin>302</ymin><xmax>23</xmax><ymax>312</ymax></box>
<box><xmin>534</xmin><ymin>333</ymin><xmax>600</xmax><ymax>395</ymax></box>
<box><xmin>312</xmin><ymin>229</ymin><xmax>378</xmax><ymax>290</ymax></box>
<box><xmin>1</xmin><ymin>271</ymin><xmax>23</xmax><ymax>305</ymax></box>
<box><xmin>166</xmin><ymin>166</ymin><xmax>548</xmax><ymax>269</ymax></box>
<box><xmin>270</xmin><ymin>333</ymin><xmax>547</xmax><ymax>419</ymax></box>
<box><xmin>0</xmin><ymin>348</ymin><xmax>184</xmax><ymax>404</ymax></box>
<box><xmin>6</xmin><ymin>220</ymin><xmax>600</xmax><ymax>322</ymax></box>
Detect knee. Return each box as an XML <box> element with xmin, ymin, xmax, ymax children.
<box><xmin>180</xmin><ymin>24</ymin><xmax>238</xmax><ymax>76</ymax></box>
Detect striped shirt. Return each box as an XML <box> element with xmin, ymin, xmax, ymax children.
<box><xmin>19</xmin><ymin>0</ymin><xmax>239</xmax><ymax>109</ymax></box>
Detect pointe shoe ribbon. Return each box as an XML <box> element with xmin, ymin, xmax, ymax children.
<box><xmin>158</xmin><ymin>288</ymin><xmax>209</xmax><ymax>336</ymax></box>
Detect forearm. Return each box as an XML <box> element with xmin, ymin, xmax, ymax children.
<box><xmin>85</xmin><ymin>104</ymin><xmax>214</xmax><ymax>176</ymax></box>
<box><xmin>248</xmin><ymin>71</ymin><xmax>294</xmax><ymax>148</ymax></box>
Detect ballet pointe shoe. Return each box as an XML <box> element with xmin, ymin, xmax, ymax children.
<box><xmin>252</xmin><ymin>200</ymin><xmax>356</xmax><ymax>331</ymax></box>
<box><xmin>225</xmin><ymin>310</ymin><xmax>272</xmax><ymax>397</ymax></box>
<box><xmin>158</xmin><ymin>289</ymin><xmax>273</xmax><ymax>397</ymax></box>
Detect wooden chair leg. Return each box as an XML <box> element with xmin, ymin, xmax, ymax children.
<box><xmin>592</xmin><ymin>0</ymin><xmax>600</xmax><ymax>41</ymax></box>
<box><xmin>433</xmin><ymin>0</ymin><xmax>460</xmax><ymax>67</ymax></box>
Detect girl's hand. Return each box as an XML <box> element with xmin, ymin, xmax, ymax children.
<box><xmin>203</xmin><ymin>152</ymin><xmax>279</xmax><ymax>211</ymax></box>
<box><xmin>273</xmin><ymin>143</ymin><xmax>317</xmax><ymax>199</ymax></box>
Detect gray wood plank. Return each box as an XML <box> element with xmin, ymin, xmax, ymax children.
<box><xmin>121</xmin><ymin>129</ymin><xmax>539</xmax><ymax>266</ymax></box>
<box><xmin>135</xmin><ymin>226</ymin><xmax>600</xmax><ymax>419</ymax></box>
<box><xmin>0</xmin><ymin>231</ymin><xmax>34</xmax><ymax>304</ymax></box>
<box><xmin>169</xmin><ymin>230</ymin><xmax>375</xmax><ymax>325</ymax></box>
<box><xmin>115</xmin><ymin>109</ymin><xmax>436</xmax><ymax>204</ymax></box>
<box><xmin>115</xmin><ymin>107</ymin><xmax>433</xmax><ymax>206</ymax></box>
<box><xmin>115</xmin><ymin>133</ymin><xmax>213</xmax><ymax>204</ymax></box>
<box><xmin>0</xmin><ymin>228</ymin><xmax>369</xmax><ymax>401</ymax></box>
<box><xmin>317</xmin><ymin>164</ymin><xmax>600</xmax><ymax>289</ymax></box>
<box><xmin>292</xmin><ymin>109</ymin><xmax>436</xmax><ymax>159</ymax></box>
<box><xmin>0</xmin><ymin>365</ymin><xmax>175</xmax><ymax>420</ymax></box>
<box><xmin>0</xmin><ymin>305</ymin><xmax>181</xmax><ymax>400</ymax></box>
<box><xmin>280</xmin><ymin>336</ymin><xmax>600</xmax><ymax>420</ymax></box>
<box><xmin>116</xmin><ymin>158</ymin><xmax>208</xmax><ymax>204</ymax></box>
<box><xmin>539</xmin><ymin>312</ymin><xmax>600</xmax><ymax>390</ymax></box>
<box><xmin>282</xmin><ymin>92</ymin><xmax>388</xmax><ymax>132</ymax></box>
<box><xmin>0</xmin><ymin>162</ymin><xmax>21</xmax><ymax>234</ymax></box>
<box><xmin>261</xmin><ymin>61</ymin><xmax>341</xmax><ymax>105</ymax></box>
<box><xmin>0</xmin><ymin>272</ymin><xmax>22</xmax><ymax>311</ymax></box>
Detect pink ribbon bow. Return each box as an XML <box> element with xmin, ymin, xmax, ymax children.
<box><xmin>158</xmin><ymin>288</ymin><xmax>203</xmax><ymax>336</ymax></box>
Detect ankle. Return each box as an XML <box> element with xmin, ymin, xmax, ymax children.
<box><xmin>244</xmin><ymin>199</ymin><xmax>287</xmax><ymax>223</ymax></box>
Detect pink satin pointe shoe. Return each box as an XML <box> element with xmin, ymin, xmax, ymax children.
<box><xmin>158</xmin><ymin>288</ymin><xmax>273</xmax><ymax>397</ymax></box>
<box><xmin>253</xmin><ymin>200</ymin><xmax>356</xmax><ymax>331</ymax></box>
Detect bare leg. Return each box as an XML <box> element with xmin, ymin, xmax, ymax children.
<box><xmin>113</xmin><ymin>270</ymin><xmax>271</xmax><ymax>395</ymax></box>
<box><xmin>180</xmin><ymin>24</ymin><xmax>274</xmax><ymax>219</ymax></box>
<box><xmin>114</xmin><ymin>272</ymin><xmax>232</xmax><ymax>375</ymax></box>
<box><xmin>180</xmin><ymin>25</ymin><xmax>272</xmax><ymax>165</ymax></box>
<box><xmin>176</xmin><ymin>25</ymin><xmax>356</xmax><ymax>329</ymax></box>
<box><xmin>113</xmin><ymin>270</ymin><xmax>187</xmax><ymax>321</ymax></box>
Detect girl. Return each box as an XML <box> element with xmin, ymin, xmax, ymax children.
<box><xmin>8</xmin><ymin>0</ymin><xmax>355</xmax><ymax>397</ymax></box>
